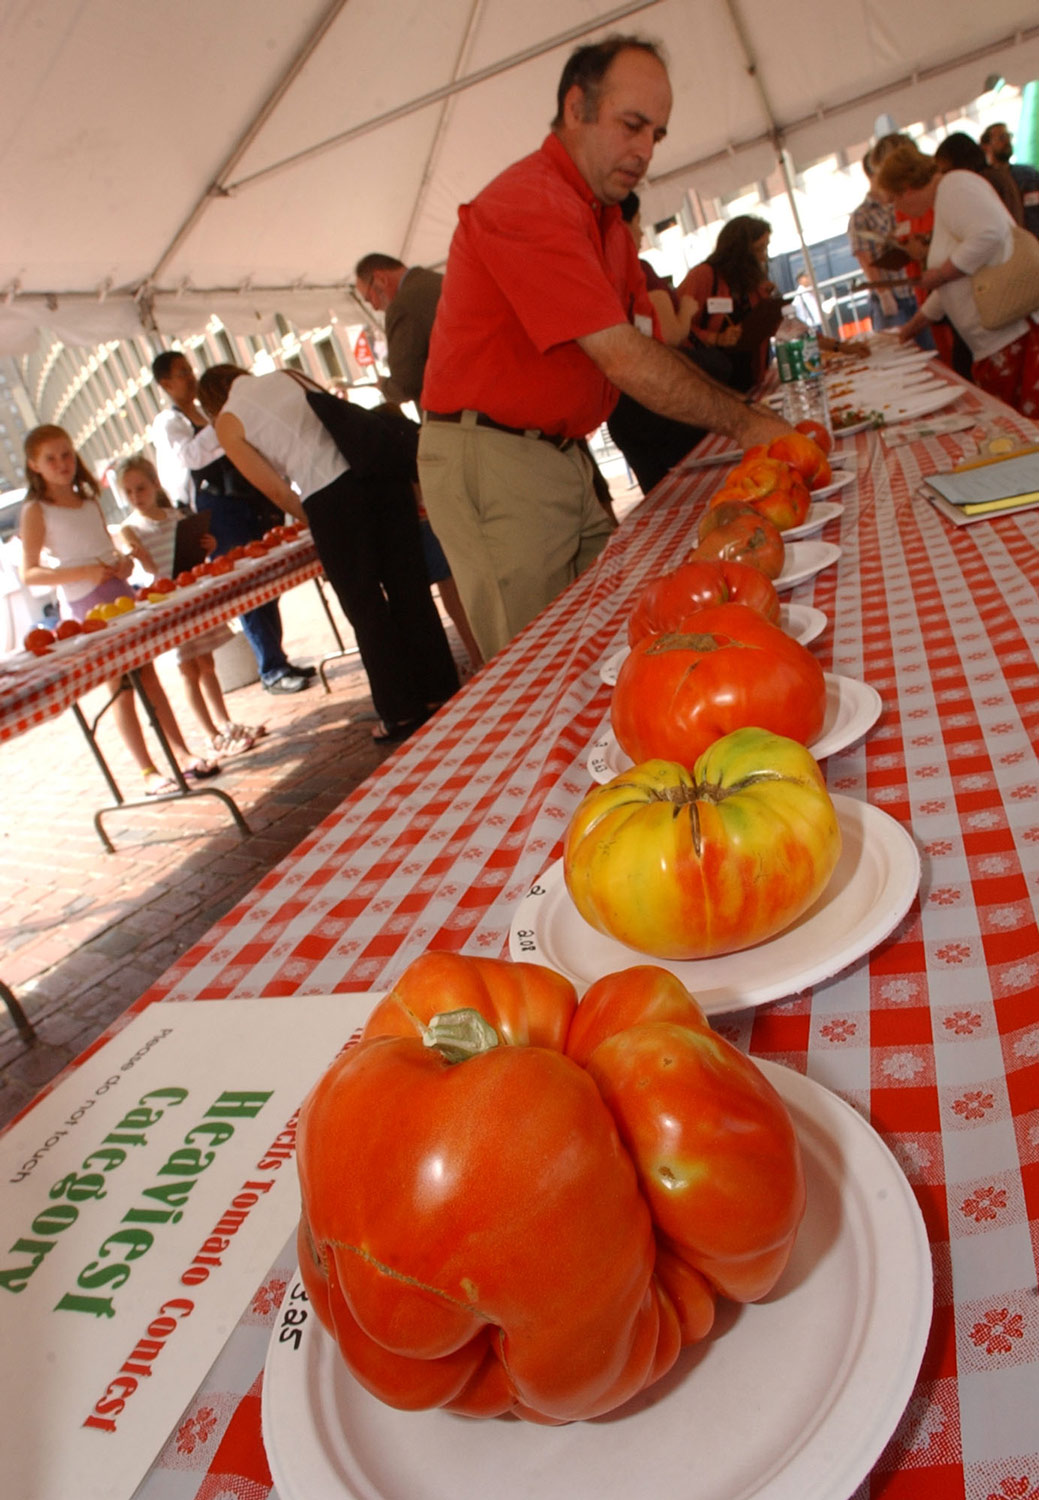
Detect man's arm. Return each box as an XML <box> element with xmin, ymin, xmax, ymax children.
<box><xmin>212</xmin><ymin>413</ymin><xmax>307</xmax><ymax>522</ymax></box>
<box><xmin>153</xmin><ymin>407</ymin><xmax>223</xmax><ymax>468</ymax></box>
<box><xmin>578</xmin><ymin>323</ymin><xmax>790</xmax><ymax>445</ymax></box>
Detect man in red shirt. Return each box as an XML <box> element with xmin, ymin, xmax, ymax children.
<box><xmin>418</xmin><ymin>34</ymin><xmax>789</xmax><ymax>659</ymax></box>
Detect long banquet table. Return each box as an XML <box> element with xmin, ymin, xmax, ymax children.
<box><xmin>12</xmin><ymin>367</ymin><xmax>1039</xmax><ymax>1500</ymax></box>
<box><xmin>0</xmin><ymin>533</ymin><xmax>322</xmax><ymax>743</ymax></box>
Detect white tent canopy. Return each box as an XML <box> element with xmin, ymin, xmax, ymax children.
<box><xmin>2</xmin><ymin>0</ymin><xmax>1038</xmax><ymax>355</ymax></box>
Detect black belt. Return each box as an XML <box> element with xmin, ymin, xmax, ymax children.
<box><xmin>424</xmin><ymin>410</ymin><xmax>572</xmax><ymax>450</ymax></box>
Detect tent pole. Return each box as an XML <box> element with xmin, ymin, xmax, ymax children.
<box><xmin>401</xmin><ymin>0</ymin><xmax>487</xmax><ymax>265</ymax></box>
<box><xmin>777</xmin><ymin>149</ymin><xmax>832</xmax><ymax>338</ymax></box>
<box><xmin>147</xmin><ymin>0</ymin><xmax>350</xmax><ymax>286</ymax></box>
<box><xmin>720</xmin><ymin>0</ymin><xmax>828</xmax><ymax>335</ymax></box>
<box><xmin>225</xmin><ymin>0</ymin><xmax>666</xmax><ymax>194</ymax></box>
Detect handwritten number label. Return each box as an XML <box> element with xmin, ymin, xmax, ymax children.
<box><xmin>515</xmin><ymin>927</ymin><xmax>537</xmax><ymax>953</ymax></box>
<box><xmin>278</xmin><ymin>1282</ymin><xmax>310</xmax><ymax>1350</ymax></box>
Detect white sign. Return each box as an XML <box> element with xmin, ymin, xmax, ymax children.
<box><xmin>0</xmin><ymin>995</ymin><xmax>372</xmax><ymax>1500</ymax></box>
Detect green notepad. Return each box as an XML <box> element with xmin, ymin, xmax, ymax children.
<box><xmin>925</xmin><ymin>452</ymin><xmax>1039</xmax><ymax>516</ymax></box>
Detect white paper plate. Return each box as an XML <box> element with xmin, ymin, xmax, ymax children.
<box><xmin>509</xmin><ymin>796</ymin><xmax>920</xmax><ymax>1011</ymax></box>
<box><xmin>779</xmin><ymin>602</ymin><xmax>827</xmax><ymax>644</ymax></box>
<box><xmin>775</xmin><ymin>539</ymin><xmax>842</xmax><ymax>590</ymax></box>
<box><xmin>598</xmin><ymin>646</ymin><xmax>629</xmax><ymax>686</ymax></box>
<box><xmin>262</xmin><ymin>1059</ymin><xmax>932</xmax><ymax>1500</ymax></box>
<box><xmin>830</xmin><ymin>416</ymin><xmax>878</xmax><ymax>439</ymax></box>
<box><xmin>679</xmin><ymin>446</ymin><xmax>743</xmax><ymax>470</ymax></box>
<box><xmin>600</xmin><ymin>604</ymin><xmax>828</xmax><ymax>683</ymax></box>
<box><xmin>806</xmin><ymin>470</ymin><xmax>855</xmax><ymax>503</ymax></box>
<box><xmin>587</xmin><ymin>673</ymin><xmax>880</xmax><ymax>782</ymax></box>
<box><xmin>865</xmin><ymin>344</ymin><xmax>939</xmax><ymax>367</ymax></box>
<box><xmin>873</xmin><ymin>386</ymin><xmax>962</xmax><ymax>421</ymax></box>
<box><xmin>784</xmin><ymin>502</ymin><xmax>844</xmax><ymax>541</ymax></box>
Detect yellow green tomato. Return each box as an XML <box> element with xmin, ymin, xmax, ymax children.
<box><xmin>563</xmin><ymin>727</ymin><xmax>842</xmax><ymax>960</ymax></box>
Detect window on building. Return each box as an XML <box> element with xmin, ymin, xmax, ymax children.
<box><xmin>314</xmin><ymin>338</ymin><xmax>344</xmax><ymax>379</ymax></box>
<box><xmin>215</xmin><ymin>329</ymin><xmax>236</xmax><ymax>362</ymax></box>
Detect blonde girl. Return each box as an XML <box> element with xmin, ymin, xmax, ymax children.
<box><xmin>117</xmin><ymin>456</ymin><xmax>261</xmax><ymax>755</ymax></box>
<box><xmin>19</xmin><ymin>426</ymin><xmax>220</xmax><ymax>794</ymax></box>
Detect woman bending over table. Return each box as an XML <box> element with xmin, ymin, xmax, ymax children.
<box><xmin>876</xmin><ymin>142</ymin><xmax>1039</xmax><ymax>416</ymax></box>
<box><xmin>116</xmin><ymin>456</ymin><xmax>264</xmax><ymax>757</ymax></box>
<box><xmin>197</xmin><ymin>366</ymin><xmax>459</xmax><ymax>744</ymax></box>
<box><xmin>19</xmin><ymin>426</ymin><xmax>220</xmax><ymax>794</ymax></box>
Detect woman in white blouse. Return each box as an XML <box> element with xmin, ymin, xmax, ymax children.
<box><xmin>876</xmin><ymin>142</ymin><xmax>1039</xmax><ymax>417</ymax></box>
<box><xmin>197</xmin><ymin>366</ymin><xmax>459</xmax><ymax>744</ymax></box>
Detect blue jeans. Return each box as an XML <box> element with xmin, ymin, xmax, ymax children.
<box><xmin>200</xmin><ymin>490</ymin><xmax>293</xmax><ymax>685</ymax></box>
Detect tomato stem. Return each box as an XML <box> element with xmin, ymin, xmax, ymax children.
<box><xmin>421</xmin><ymin>1008</ymin><xmax>501</xmax><ymax>1064</ymax></box>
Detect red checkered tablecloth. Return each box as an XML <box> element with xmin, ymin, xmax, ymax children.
<box><xmin>0</xmin><ymin>536</ymin><xmax>321</xmax><ymax>742</ymax></box>
<box><xmin>21</xmin><ymin>379</ymin><xmax>1039</xmax><ymax>1500</ymax></box>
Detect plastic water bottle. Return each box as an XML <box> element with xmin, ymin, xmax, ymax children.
<box><xmin>775</xmin><ymin>325</ymin><xmax>831</xmax><ymax>436</ymax></box>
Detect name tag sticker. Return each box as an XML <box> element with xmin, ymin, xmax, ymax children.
<box><xmin>1023</xmin><ymin>191</ymin><xmax>1039</xmax><ymax>207</ymax></box>
<box><xmin>707</xmin><ymin>297</ymin><xmax>734</xmax><ymax>314</ymax></box>
<box><xmin>634</xmin><ymin>313</ymin><xmax>653</xmax><ymax>336</ymax></box>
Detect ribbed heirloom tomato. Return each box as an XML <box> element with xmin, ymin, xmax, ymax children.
<box><xmin>742</xmin><ymin>432</ymin><xmax>832</xmax><ymax>491</ymax></box>
<box><xmin>611</xmin><ymin>601</ymin><xmax>826</xmax><ymax>768</ymax></box>
<box><xmin>709</xmin><ymin>456</ymin><xmax>811</xmax><ymax>531</ymax></box>
<box><xmin>564</xmin><ymin>727</ymin><xmax>842</xmax><ymax>959</ymax></box>
<box><xmin>627</xmin><ymin>557</ymin><xmax>780</xmax><ymax>646</ymax></box>
<box><xmin>296</xmin><ymin>951</ymin><xmax>806</xmax><ymax>1424</ymax></box>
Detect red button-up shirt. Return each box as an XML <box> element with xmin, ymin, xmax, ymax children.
<box><xmin>421</xmin><ymin>134</ymin><xmax>654</xmax><ymax>439</ymax></box>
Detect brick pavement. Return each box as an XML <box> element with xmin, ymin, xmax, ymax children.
<box><xmin>0</xmin><ymin>463</ymin><xmax>642</xmax><ymax>1132</ymax></box>
<box><xmin>0</xmin><ymin>577</ymin><xmax>463</xmax><ymax>1129</ymax></box>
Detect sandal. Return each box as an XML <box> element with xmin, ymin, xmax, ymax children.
<box><xmin>209</xmin><ymin>723</ymin><xmax>256</xmax><ymax>755</ymax></box>
<box><xmin>143</xmin><ymin>771</ymin><xmax>179</xmax><ymax>798</ymax></box>
<box><xmin>183</xmin><ymin>759</ymin><xmax>221</xmax><ymax>781</ymax></box>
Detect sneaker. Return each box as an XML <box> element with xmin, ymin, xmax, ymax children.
<box><xmin>264</xmin><ymin>672</ymin><xmax>309</xmax><ymax>694</ymax></box>
<box><xmin>287</xmin><ymin>662</ymin><xmax>317</xmax><ymax>679</ymax></box>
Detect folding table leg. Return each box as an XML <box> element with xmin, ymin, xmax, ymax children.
<box><xmin>0</xmin><ymin>979</ymin><xmax>36</xmax><ymax>1043</ymax></box>
<box><xmin>313</xmin><ymin>576</ymin><xmax>360</xmax><ymax>692</ymax></box>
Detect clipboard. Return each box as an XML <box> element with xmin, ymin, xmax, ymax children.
<box><xmin>171</xmin><ymin>508</ymin><xmax>213</xmax><ymax>576</ymax></box>
<box><xmin>923</xmin><ymin>451</ymin><xmax>1039</xmax><ymax>518</ymax></box>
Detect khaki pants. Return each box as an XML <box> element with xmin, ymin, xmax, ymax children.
<box><xmin>417</xmin><ymin>414</ymin><xmax>614</xmax><ymax>660</ymax></box>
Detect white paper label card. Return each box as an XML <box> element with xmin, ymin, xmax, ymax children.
<box><xmin>0</xmin><ymin>994</ymin><xmax>374</xmax><ymax>1500</ymax></box>
<box><xmin>707</xmin><ymin>297</ymin><xmax>734</xmax><ymax>314</ymax></box>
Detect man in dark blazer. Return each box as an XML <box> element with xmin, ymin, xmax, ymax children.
<box><xmin>354</xmin><ymin>255</ymin><xmax>443</xmax><ymax>408</ymax></box>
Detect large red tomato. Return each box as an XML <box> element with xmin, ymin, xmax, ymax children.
<box><xmin>611</xmin><ymin>601</ymin><xmax>826</xmax><ymax>767</ymax></box>
<box><xmin>689</xmin><ymin>511</ymin><xmax>785</xmax><ymax>578</ymax></box>
<box><xmin>710</xmin><ymin>456</ymin><xmax>811</xmax><ymax>531</ymax></box>
<box><xmin>627</xmin><ymin>558</ymin><xmax>780</xmax><ymax>646</ymax></box>
<box><xmin>296</xmin><ymin>952</ymin><xmax>805</xmax><ymax>1422</ymax></box>
<box><xmin>564</xmin><ymin>727</ymin><xmax>842</xmax><ymax>959</ymax></box>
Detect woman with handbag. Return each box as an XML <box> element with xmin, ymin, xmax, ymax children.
<box><xmin>675</xmin><ymin>216</ymin><xmax>781</xmax><ymax>394</ymax></box>
<box><xmin>197</xmin><ymin>365</ymin><xmax>459</xmax><ymax>744</ymax></box>
<box><xmin>876</xmin><ymin>143</ymin><xmax>1039</xmax><ymax>416</ymax></box>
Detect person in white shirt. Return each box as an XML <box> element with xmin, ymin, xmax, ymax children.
<box><xmin>791</xmin><ymin>273</ymin><xmax>822</xmax><ymax>329</ymax></box>
<box><xmin>876</xmin><ymin>143</ymin><xmax>1039</xmax><ymax>416</ymax></box>
<box><xmin>150</xmin><ymin>352</ymin><xmax>314</xmax><ymax>694</ymax></box>
<box><xmin>196</xmin><ymin>365</ymin><xmax>459</xmax><ymax>744</ymax></box>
